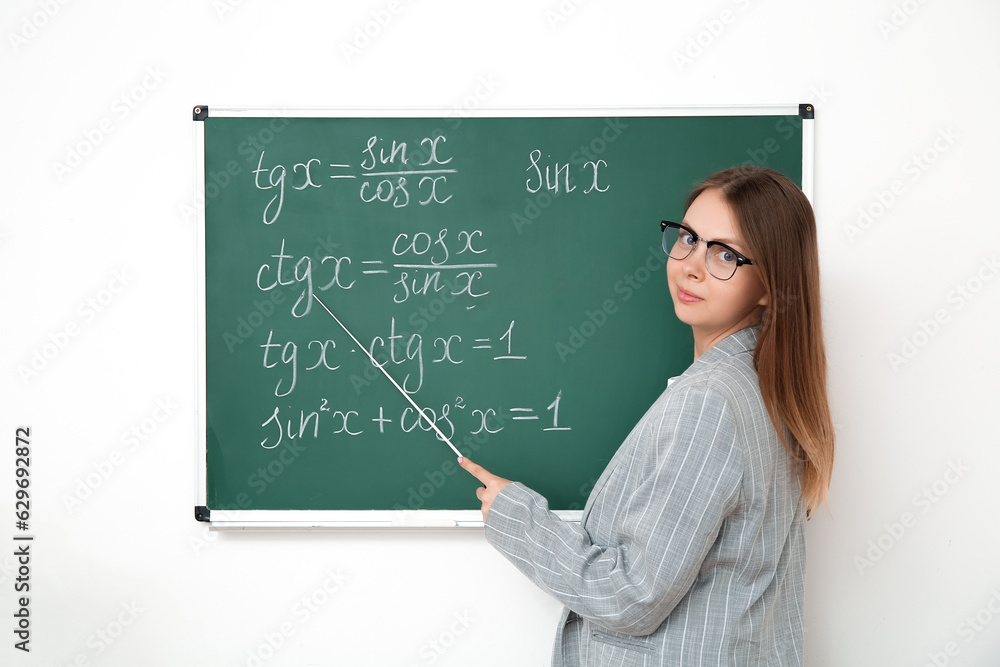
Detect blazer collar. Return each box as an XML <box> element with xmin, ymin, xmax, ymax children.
<box><xmin>695</xmin><ymin>326</ymin><xmax>758</xmax><ymax>365</ymax></box>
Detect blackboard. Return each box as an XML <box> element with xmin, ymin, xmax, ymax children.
<box><xmin>194</xmin><ymin>106</ymin><xmax>812</xmax><ymax>526</ymax></box>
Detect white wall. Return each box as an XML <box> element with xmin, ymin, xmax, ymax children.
<box><xmin>4</xmin><ymin>1</ymin><xmax>999</xmax><ymax>665</ymax></box>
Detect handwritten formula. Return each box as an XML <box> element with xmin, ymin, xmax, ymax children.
<box><xmin>227</xmin><ymin>128</ymin><xmax>613</xmax><ymax>454</ymax></box>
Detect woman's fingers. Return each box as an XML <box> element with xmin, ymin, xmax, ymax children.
<box><xmin>458</xmin><ymin>456</ymin><xmax>492</xmax><ymax>485</ymax></box>
<box><xmin>458</xmin><ymin>456</ymin><xmax>512</xmax><ymax>521</ymax></box>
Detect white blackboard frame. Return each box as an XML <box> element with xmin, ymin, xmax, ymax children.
<box><xmin>194</xmin><ymin>104</ymin><xmax>815</xmax><ymax>529</ymax></box>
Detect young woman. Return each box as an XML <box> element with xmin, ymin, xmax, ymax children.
<box><xmin>459</xmin><ymin>166</ymin><xmax>835</xmax><ymax>665</ymax></box>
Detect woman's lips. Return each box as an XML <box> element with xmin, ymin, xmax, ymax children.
<box><xmin>677</xmin><ymin>287</ymin><xmax>703</xmax><ymax>303</ymax></box>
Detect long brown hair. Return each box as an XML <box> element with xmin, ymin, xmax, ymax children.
<box><xmin>686</xmin><ymin>166</ymin><xmax>835</xmax><ymax>512</ymax></box>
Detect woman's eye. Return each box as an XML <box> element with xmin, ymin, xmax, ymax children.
<box><xmin>681</xmin><ymin>233</ymin><xmax>696</xmax><ymax>246</ymax></box>
<box><xmin>710</xmin><ymin>246</ymin><xmax>736</xmax><ymax>264</ymax></box>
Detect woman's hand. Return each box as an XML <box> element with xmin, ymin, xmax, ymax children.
<box><xmin>458</xmin><ymin>457</ymin><xmax>512</xmax><ymax>522</ymax></box>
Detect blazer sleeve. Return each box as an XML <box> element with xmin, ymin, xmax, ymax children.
<box><xmin>483</xmin><ymin>384</ymin><xmax>744</xmax><ymax>637</ymax></box>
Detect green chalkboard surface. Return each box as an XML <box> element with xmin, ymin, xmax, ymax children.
<box><xmin>196</xmin><ymin>107</ymin><xmax>809</xmax><ymax>521</ymax></box>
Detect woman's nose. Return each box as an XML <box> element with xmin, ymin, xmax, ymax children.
<box><xmin>680</xmin><ymin>242</ymin><xmax>706</xmax><ymax>279</ymax></box>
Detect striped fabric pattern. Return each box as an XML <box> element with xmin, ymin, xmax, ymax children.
<box><xmin>484</xmin><ymin>327</ymin><xmax>806</xmax><ymax>666</ymax></box>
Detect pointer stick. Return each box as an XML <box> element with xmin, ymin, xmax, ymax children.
<box><xmin>312</xmin><ymin>294</ymin><xmax>463</xmax><ymax>458</ymax></box>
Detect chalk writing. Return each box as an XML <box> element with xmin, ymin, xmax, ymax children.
<box><xmin>258</xmin><ymin>391</ymin><xmax>571</xmax><ymax>449</ymax></box>
<box><xmin>226</xmin><ymin>128</ymin><xmax>591</xmax><ymax>452</ymax></box>
<box><xmin>525</xmin><ymin>149</ymin><xmax>609</xmax><ymax>195</ymax></box>
<box><xmin>255</xmin><ymin>230</ymin><xmax>497</xmax><ymax>311</ymax></box>
<box><xmin>256</xmin><ymin>238</ymin><xmax>355</xmax><ymax>318</ymax></box>
<box><xmin>259</xmin><ymin>317</ymin><xmax>527</xmax><ymax>399</ymax></box>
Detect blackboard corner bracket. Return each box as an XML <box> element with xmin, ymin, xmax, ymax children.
<box><xmin>193</xmin><ymin>106</ymin><xmax>209</xmax><ymax>121</ymax></box>
<box><xmin>799</xmin><ymin>103</ymin><xmax>814</xmax><ymax>119</ymax></box>
<box><xmin>195</xmin><ymin>505</ymin><xmax>211</xmax><ymax>522</ymax></box>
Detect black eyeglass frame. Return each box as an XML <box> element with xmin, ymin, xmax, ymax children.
<box><xmin>660</xmin><ymin>220</ymin><xmax>754</xmax><ymax>281</ymax></box>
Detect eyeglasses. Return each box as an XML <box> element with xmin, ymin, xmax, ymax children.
<box><xmin>660</xmin><ymin>221</ymin><xmax>754</xmax><ymax>281</ymax></box>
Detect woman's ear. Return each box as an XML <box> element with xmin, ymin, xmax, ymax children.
<box><xmin>755</xmin><ymin>274</ymin><xmax>769</xmax><ymax>307</ymax></box>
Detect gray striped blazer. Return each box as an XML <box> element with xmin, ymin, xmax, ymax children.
<box><xmin>484</xmin><ymin>326</ymin><xmax>806</xmax><ymax>666</ymax></box>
